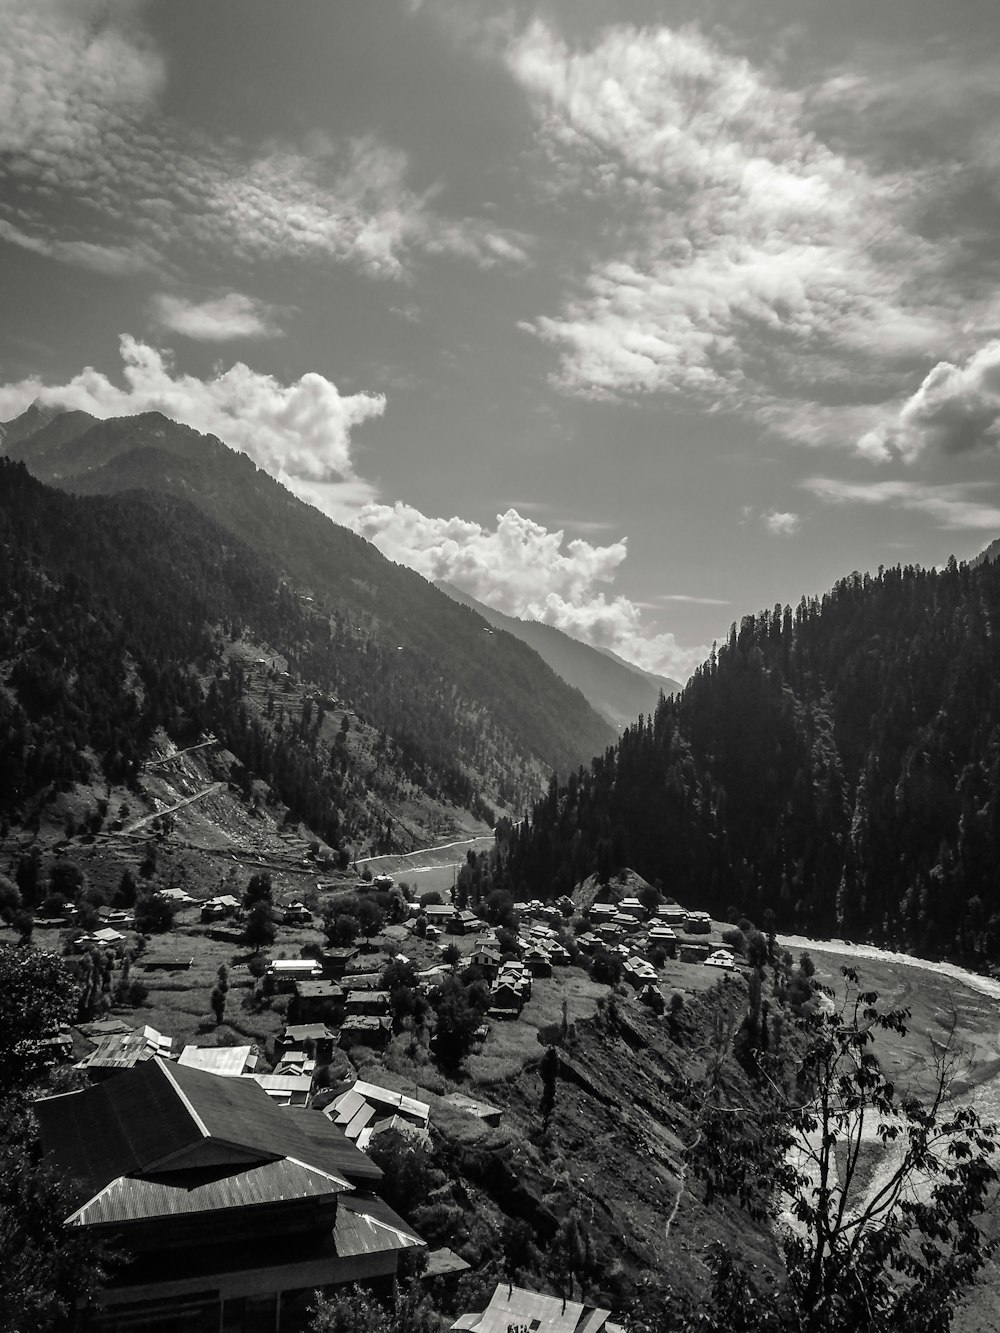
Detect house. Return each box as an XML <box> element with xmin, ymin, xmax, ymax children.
<box><xmin>141</xmin><ymin>955</ymin><xmax>194</xmax><ymax>972</ymax></box>
<box><xmin>549</xmin><ymin>942</ymin><xmax>570</xmax><ymax>966</ymax></box>
<box><xmin>451</xmin><ymin>1282</ymin><xmax>622</xmax><ymax>1333</ymax></box>
<box><xmin>35</xmin><ymin>1058</ymin><xmax>424</xmax><ymax>1331</ymax></box>
<box><xmin>488</xmin><ymin>981</ymin><xmax>524</xmax><ymax>1019</ymax></box>
<box><xmin>659</xmin><ymin>904</ymin><xmax>687</xmax><ymax>926</ymax></box>
<box><xmin>156</xmin><ymin>887</ymin><xmax>196</xmax><ymax>907</ymax></box>
<box><xmin>617</xmin><ymin>897</ymin><xmax>649</xmax><ymax>922</ymax></box>
<box><xmin>177</xmin><ymin>1044</ymin><xmax>258</xmax><ymax>1076</ymax></box>
<box><xmin>322</xmin><ymin>947</ymin><xmax>360</xmax><ymax>977</ymax></box>
<box><xmin>469</xmin><ymin>943</ymin><xmax>502</xmax><ymax>977</ymax></box>
<box><xmin>280</xmin><ymin>1023</ymin><xmax>338</xmax><ymax>1063</ymax></box>
<box><xmin>705</xmin><ymin>949</ymin><xmax>736</xmax><ymax>971</ymax></box>
<box><xmin>75</xmin><ymin>1024</ymin><xmax>173</xmax><ymax>1080</ymax></box>
<box><xmin>283</xmin><ymin>901</ymin><xmax>314</xmax><ymax>926</ymax></box>
<box><xmin>623</xmin><ymin>956</ymin><xmax>658</xmax><ymax>990</ymax></box>
<box><xmin>612</xmin><ymin>912</ymin><xmax>641</xmax><ymax>934</ymax></box>
<box><xmin>447</xmin><ymin>910</ymin><xmax>483</xmax><ymax>936</ymax></box>
<box><xmin>250</xmin><ymin>1072</ymin><xmax>314</xmax><ymax>1106</ymax></box>
<box><xmin>423</xmin><ymin>904</ymin><xmax>454</xmax><ymax>926</ymax></box>
<box><xmin>343</xmin><ymin>990</ymin><xmax>392</xmax><ymax>1018</ymax></box>
<box><xmin>266</xmin><ymin>958</ymin><xmax>323</xmax><ymax>992</ymax></box>
<box><xmin>680</xmin><ymin>942</ymin><xmax>712</xmax><ymax>964</ymax></box>
<box><xmin>588</xmin><ymin>902</ymin><xmax>616</xmax><ymax>923</ymax></box>
<box><xmin>685</xmin><ymin>911</ymin><xmax>712</xmax><ymax>934</ymax></box>
<box><xmin>200</xmin><ymin>894</ymin><xmax>240</xmax><ymax>923</ymax></box>
<box><xmin>339</xmin><ymin>1016</ymin><xmax>391</xmax><ymax>1050</ymax></box>
<box><xmin>575</xmin><ymin>931</ymin><xmax>599</xmax><ymax>952</ymax></box>
<box><xmin>524</xmin><ymin>947</ymin><xmax>552</xmax><ymax>978</ymax></box>
<box><xmin>292</xmin><ymin>979</ymin><xmax>345</xmax><ymax>1023</ymax></box>
<box><xmin>325</xmin><ymin>1079</ymin><xmax>430</xmax><ymax>1150</ymax></box>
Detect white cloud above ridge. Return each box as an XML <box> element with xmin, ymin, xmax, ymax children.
<box><xmin>151</xmin><ymin>291</ymin><xmax>281</xmax><ymax>342</ymax></box>
<box><xmin>803</xmin><ymin>477</ymin><xmax>1000</xmax><ymax>531</ymax></box>
<box><xmin>351</xmin><ymin>501</ymin><xmax>708</xmax><ymax>679</ymax></box>
<box><xmin>504</xmin><ymin>18</ymin><xmax>973</xmax><ymax>431</ymax></box>
<box><xmin>0</xmin><ymin>344</ymin><xmax>706</xmax><ymax>680</ymax></box>
<box><xmin>764</xmin><ymin>510</ymin><xmax>801</xmax><ymax>536</ymax></box>
<box><xmin>0</xmin><ymin>335</ymin><xmax>384</xmax><ymax>484</ymax></box>
<box><xmin>858</xmin><ymin>341</ymin><xmax>1000</xmax><ymax>463</ymax></box>
<box><xmin>0</xmin><ymin>0</ymin><xmax>526</xmax><ymax>281</ymax></box>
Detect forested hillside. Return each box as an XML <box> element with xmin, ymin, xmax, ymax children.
<box><xmin>0</xmin><ymin>458</ymin><xmax>605</xmax><ymax>842</ymax></box>
<box><xmin>498</xmin><ymin>558</ymin><xmax>1000</xmax><ymax>964</ymax></box>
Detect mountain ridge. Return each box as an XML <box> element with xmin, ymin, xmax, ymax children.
<box><xmin>435</xmin><ymin>579</ymin><xmax>680</xmax><ymax>731</ymax></box>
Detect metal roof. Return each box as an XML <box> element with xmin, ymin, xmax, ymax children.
<box><xmin>452</xmin><ymin>1285</ymin><xmax>613</xmax><ymax>1333</ymax></box>
<box><xmin>66</xmin><ymin>1156</ymin><xmax>345</xmax><ymax>1227</ymax></box>
<box><xmin>178</xmin><ymin>1045</ymin><xmax>256</xmax><ymax>1076</ymax></box>
<box><xmin>334</xmin><ymin>1193</ymin><xmax>424</xmax><ymax>1258</ymax></box>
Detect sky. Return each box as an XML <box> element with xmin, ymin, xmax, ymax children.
<box><xmin>4</xmin><ymin>0</ymin><xmax>1000</xmax><ymax>682</ymax></box>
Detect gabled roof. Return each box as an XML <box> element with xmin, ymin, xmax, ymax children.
<box><xmin>452</xmin><ymin>1283</ymin><xmax>615</xmax><ymax>1333</ymax></box>
<box><xmin>36</xmin><ymin>1058</ymin><xmax>374</xmax><ymax>1201</ymax></box>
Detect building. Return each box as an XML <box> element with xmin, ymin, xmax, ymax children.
<box><xmin>343</xmin><ymin>989</ymin><xmax>391</xmax><ymax>1018</ymax></box>
<box><xmin>452</xmin><ymin>1283</ymin><xmax>622</xmax><ymax>1333</ymax></box>
<box><xmin>267</xmin><ymin>958</ymin><xmax>323</xmax><ymax>992</ymax></box>
<box><xmin>283</xmin><ymin>901</ymin><xmax>314</xmax><ymax>926</ymax></box>
<box><xmin>291</xmin><ymin>979</ymin><xmax>345</xmax><ymax>1023</ymax></box>
<box><xmin>75</xmin><ymin>1025</ymin><xmax>174</xmax><ymax>1080</ymax></box>
<box><xmin>177</xmin><ymin>1044</ymin><xmax>258</xmax><ymax>1076</ymax></box>
<box><xmin>325</xmin><ymin>1079</ymin><xmax>430</xmax><ymax>1150</ymax></box>
<box><xmin>35</xmin><ymin>1058</ymin><xmax>424</xmax><ymax>1331</ymax></box>
<box><xmin>339</xmin><ymin>1016</ymin><xmax>391</xmax><ymax>1050</ymax></box>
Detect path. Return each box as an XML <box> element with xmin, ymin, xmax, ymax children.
<box><xmin>120</xmin><ymin>782</ymin><xmax>225</xmax><ymax>835</ymax></box>
<box><xmin>353</xmin><ymin>834</ymin><xmax>494</xmax><ymax>866</ymax></box>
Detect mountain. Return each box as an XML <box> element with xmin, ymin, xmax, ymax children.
<box><xmin>970</xmin><ymin>535</ymin><xmax>1000</xmax><ymax>568</ymax></box>
<box><xmin>1</xmin><ymin>408</ymin><xmax>615</xmax><ymax>833</ymax></box>
<box><xmin>497</xmin><ymin>559</ymin><xmax>1000</xmax><ymax>966</ymax></box>
<box><xmin>436</xmin><ymin>580</ymin><xmax>680</xmax><ymax>731</ymax></box>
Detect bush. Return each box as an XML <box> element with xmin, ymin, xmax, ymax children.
<box><xmin>134</xmin><ymin>892</ymin><xmax>176</xmax><ymax>934</ymax></box>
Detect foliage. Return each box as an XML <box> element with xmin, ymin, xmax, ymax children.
<box><xmin>243</xmin><ymin>901</ymin><xmax>277</xmax><ymax>952</ymax></box>
<box><xmin>432</xmin><ymin>974</ymin><xmax>488</xmax><ymax>1069</ymax></box>
<box><xmin>133</xmin><ymin>891</ymin><xmax>176</xmax><ymax>935</ymax></box>
<box><xmin>367</xmin><ymin>1129</ymin><xmax>441</xmax><ymax>1217</ymax></box>
<box><xmin>325</xmin><ymin>913</ymin><xmax>359</xmax><ymax>948</ymax></box>
<box><xmin>0</xmin><ymin>945</ymin><xmax>79</xmax><ymax>1090</ymax></box>
<box><xmin>687</xmin><ymin>971</ymin><xmax>1000</xmax><ymax>1332</ymax></box>
<box><xmin>309</xmin><ymin>1281</ymin><xmax>437</xmax><ymax>1333</ymax></box>
<box><xmin>496</xmin><ymin>557</ymin><xmax>1000</xmax><ymax>958</ymax></box>
<box><xmin>356</xmin><ymin>898</ymin><xmax>385</xmax><ymax>941</ymax></box>
<box><xmin>0</xmin><ymin>1093</ymin><xmax>114</xmax><ymax>1332</ymax></box>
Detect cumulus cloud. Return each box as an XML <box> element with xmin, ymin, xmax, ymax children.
<box><xmin>352</xmin><ymin>503</ymin><xmax>708</xmax><ymax>680</ymax></box>
<box><xmin>0</xmin><ymin>335</ymin><xmax>384</xmax><ymax>484</ymax></box>
<box><xmin>505</xmin><ymin>19</ymin><xmax>958</xmax><ymax>425</ymax></box>
<box><xmin>764</xmin><ymin>510</ymin><xmax>801</xmax><ymax>537</ymax></box>
<box><xmin>857</xmin><ymin>341</ymin><xmax>1000</xmax><ymax>463</ymax></box>
<box><xmin>803</xmin><ymin>477</ymin><xmax>1000</xmax><ymax>530</ymax></box>
<box><xmin>151</xmin><ymin>291</ymin><xmax>281</xmax><ymax>342</ymax></box>
<box><xmin>0</xmin><ymin>0</ymin><xmax>525</xmax><ymax>280</ymax></box>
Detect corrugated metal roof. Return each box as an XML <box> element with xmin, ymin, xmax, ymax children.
<box><xmin>178</xmin><ymin>1045</ymin><xmax>256</xmax><ymax>1076</ymax></box>
<box><xmin>66</xmin><ymin>1156</ymin><xmax>345</xmax><ymax>1227</ymax></box>
<box><xmin>455</xmin><ymin>1285</ymin><xmax>613</xmax><ymax>1333</ymax></box>
<box><xmin>334</xmin><ymin>1194</ymin><xmax>424</xmax><ymax>1257</ymax></box>
<box><xmin>286</xmin><ymin>1109</ymin><xmax>383</xmax><ymax>1187</ymax></box>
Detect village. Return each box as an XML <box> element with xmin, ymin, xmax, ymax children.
<box><xmin>8</xmin><ymin>857</ymin><xmax>751</xmax><ymax>1333</ymax></box>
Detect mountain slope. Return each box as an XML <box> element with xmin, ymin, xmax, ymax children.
<box><xmin>436</xmin><ymin>580</ymin><xmax>680</xmax><ymax>730</ymax></box>
<box><xmin>498</xmin><ymin>559</ymin><xmax>1000</xmax><ymax>965</ymax></box>
<box><xmin>2</xmin><ymin>408</ymin><xmax>615</xmax><ymax>816</ymax></box>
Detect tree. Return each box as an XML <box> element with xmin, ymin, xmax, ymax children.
<box><xmin>0</xmin><ymin>875</ymin><xmax>22</xmax><ymax>923</ymax></box>
<box><xmin>243</xmin><ymin>902</ymin><xmax>276</xmax><ymax>952</ymax></box>
<box><xmin>134</xmin><ymin>891</ymin><xmax>176</xmax><ymax>935</ymax></box>
<box><xmin>209</xmin><ymin>984</ymin><xmax>226</xmax><ymax>1025</ymax></box>
<box><xmin>688</xmin><ymin>970</ymin><xmax>1000</xmax><ymax>1332</ymax></box>
<box><xmin>356</xmin><ymin>898</ymin><xmax>385</xmax><ymax>942</ymax></box>
<box><xmin>442</xmin><ymin>942</ymin><xmax>461</xmax><ymax>968</ymax></box>
<box><xmin>0</xmin><ymin>945</ymin><xmax>79</xmax><ymax>1091</ymax></box>
<box><xmin>243</xmin><ymin>871</ymin><xmax>273</xmax><ymax>910</ymax></box>
<box><xmin>432</xmin><ymin>976</ymin><xmax>483</xmax><ymax>1069</ymax></box>
<box><xmin>0</xmin><ymin>1092</ymin><xmax>114</xmax><ymax>1330</ymax></box>
<box><xmin>326</xmin><ymin>913</ymin><xmax>359</xmax><ymax>948</ymax></box>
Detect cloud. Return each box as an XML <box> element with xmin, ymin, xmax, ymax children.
<box><xmin>151</xmin><ymin>292</ymin><xmax>282</xmax><ymax>342</ymax></box>
<box><xmin>857</xmin><ymin>341</ymin><xmax>1000</xmax><ymax>463</ymax></box>
<box><xmin>0</xmin><ymin>0</ymin><xmax>526</xmax><ymax>280</ymax></box>
<box><xmin>803</xmin><ymin>477</ymin><xmax>1000</xmax><ymax>530</ymax></box>
<box><xmin>0</xmin><ymin>217</ymin><xmax>155</xmax><ymax>276</ymax></box>
<box><xmin>351</xmin><ymin>502</ymin><xmax>708</xmax><ymax>680</ymax></box>
<box><xmin>0</xmin><ymin>335</ymin><xmax>384</xmax><ymax>484</ymax></box>
<box><xmin>0</xmin><ymin>343</ymin><xmax>706</xmax><ymax>681</ymax></box>
<box><xmin>764</xmin><ymin>510</ymin><xmax>801</xmax><ymax>536</ymax></box>
<box><xmin>504</xmin><ymin>19</ymin><xmax>965</xmax><ymax>431</ymax></box>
